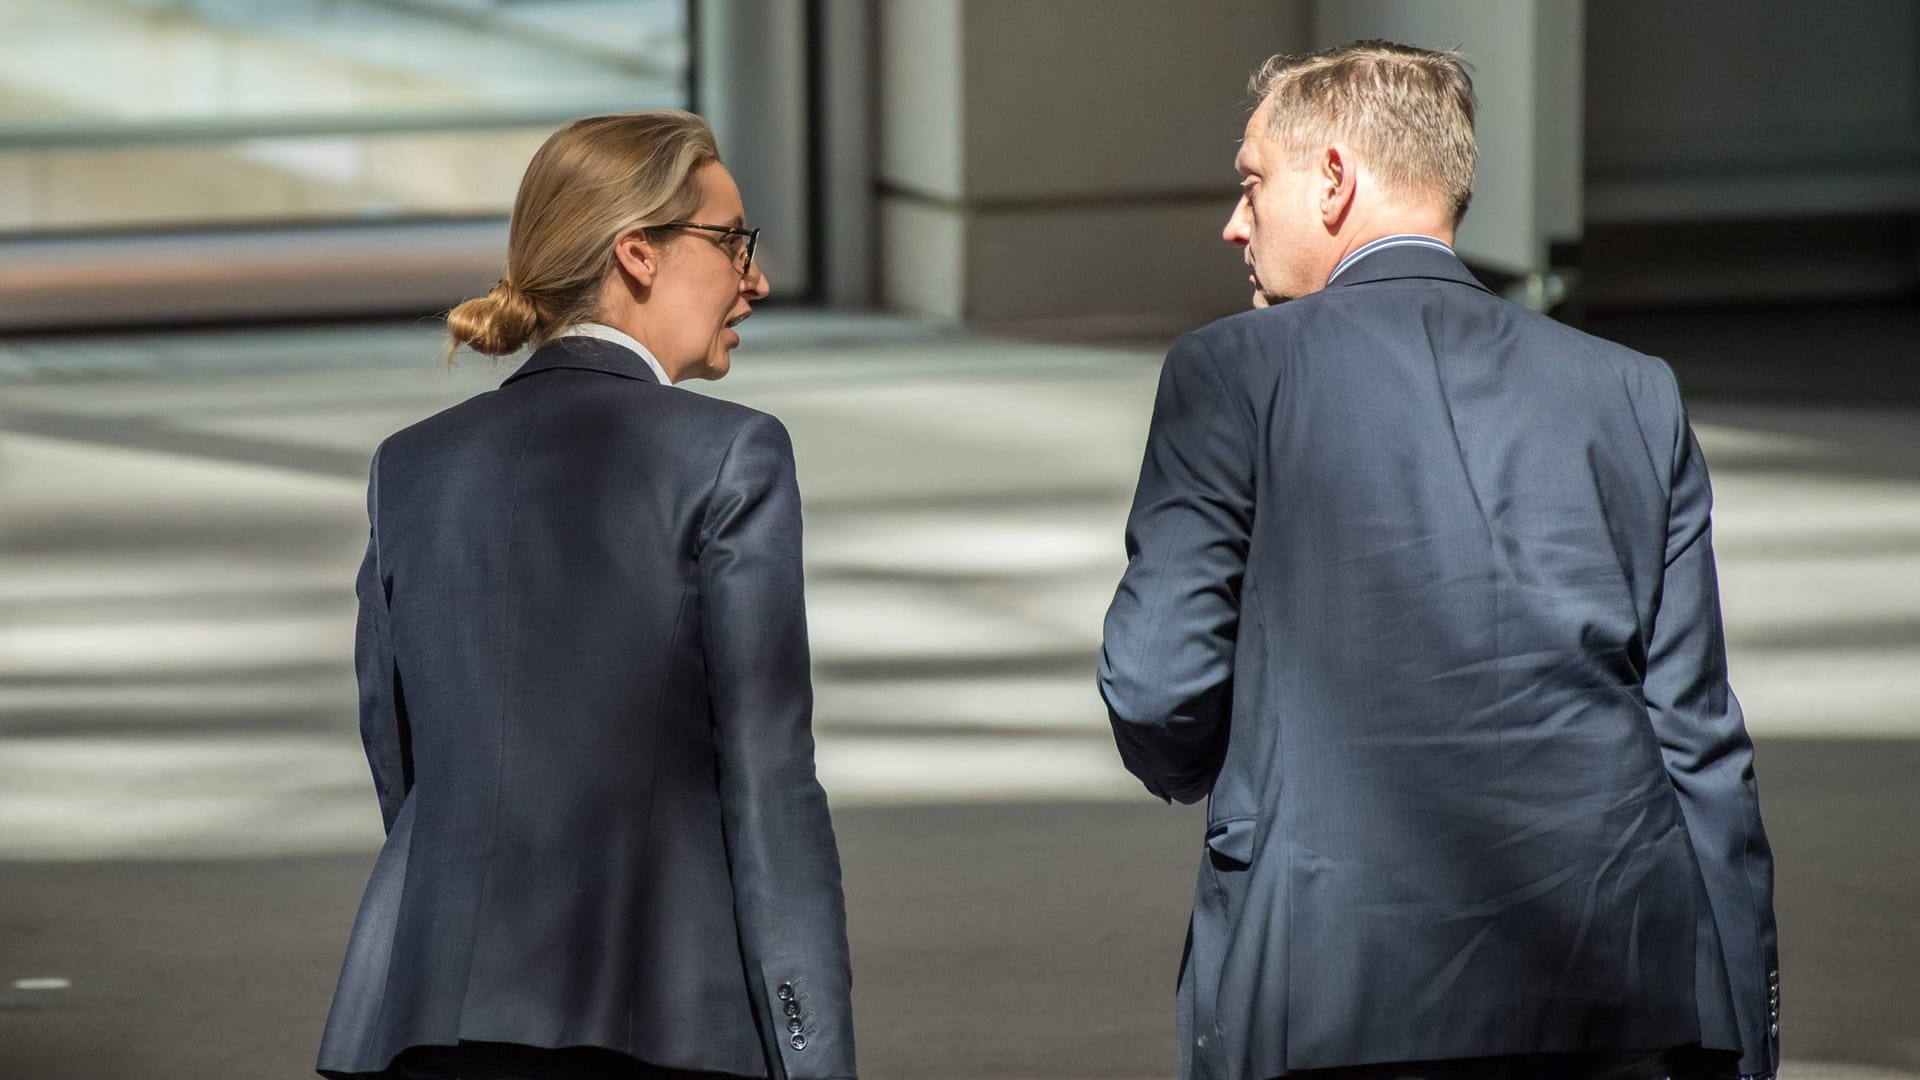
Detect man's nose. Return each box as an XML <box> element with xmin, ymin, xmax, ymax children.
<box><xmin>1223</xmin><ymin>200</ymin><xmax>1251</xmax><ymax>247</ymax></box>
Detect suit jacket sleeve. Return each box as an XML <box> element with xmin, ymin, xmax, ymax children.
<box><xmin>1098</xmin><ymin>332</ymin><xmax>1255</xmax><ymax>804</ymax></box>
<box><xmin>1645</xmin><ymin>408</ymin><xmax>1780</xmax><ymax>1079</ymax></box>
<box><xmin>355</xmin><ymin>442</ymin><xmax>413</xmax><ymax>834</ymax></box>
<box><xmin>699</xmin><ymin>413</ymin><xmax>856</xmax><ymax>1080</ymax></box>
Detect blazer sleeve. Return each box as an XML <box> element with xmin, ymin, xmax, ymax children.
<box><xmin>1645</xmin><ymin>411</ymin><xmax>1780</xmax><ymax>1079</ymax></box>
<box><xmin>355</xmin><ymin>442</ymin><xmax>413</xmax><ymax>835</ymax></box>
<box><xmin>699</xmin><ymin>413</ymin><xmax>856</xmax><ymax>1080</ymax></box>
<box><xmin>1098</xmin><ymin>332</ymin><xmax>1255</xmax><ymax>804</ymax></box>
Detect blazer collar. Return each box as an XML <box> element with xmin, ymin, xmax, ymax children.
<box><xmin>1327</xmin><ymin>242</ymin><xmax>1493</xmax><ymax>294</ymax></box>
<box><xmin>502</xmin><ymin>335</ymin><xmax>668</xmax><ymax>387</ymax></box>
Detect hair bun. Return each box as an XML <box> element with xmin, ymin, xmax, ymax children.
<box><xmin>447</xmin><ymin>279</ymin><xmax>541</xmax><ymax>357</ymax></box>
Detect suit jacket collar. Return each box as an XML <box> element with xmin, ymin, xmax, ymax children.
<box><xmin>502</xmin><ymin>335</ymin><xmax>668</xmax><ymax>387</ymax></box>
<box><xmin>1327</xmin><ymin>242</ymin><xmax>1493</xmax><ymax>295</ymax></box>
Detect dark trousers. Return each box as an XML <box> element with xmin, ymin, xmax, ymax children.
<box><xmin>388</xmin><ymin>1042</ymin><xmax>763</xmax><ymax>1080</ymax></box>
<box><xmin>1281</xmin><ymin>1047</ymin><xmax>1742</xmax><ymax>1080</ymax></box>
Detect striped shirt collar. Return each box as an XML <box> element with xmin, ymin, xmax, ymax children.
<box><xmin>555</xmin><ymin>322</ymin><xmax>674</xmax><ymax>387</ymax></box>
<box><xmin>1326</xmin><ymin>234</ymin><xmax>1456</xmax><ymax>285</ymax></box>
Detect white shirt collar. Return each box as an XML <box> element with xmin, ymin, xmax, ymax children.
<box><xmin>555</xmin><ymin>322</ymin><xmax>673</xmax><ymax>387</ymax></box>
<box><xmin>1326</xmin><ymin>233</ymin><xmax>1456</xmax><ymax>285</ymax></box>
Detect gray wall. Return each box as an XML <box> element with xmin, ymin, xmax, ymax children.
<box><xmin>876</xmin><ymin>0</ymin><xmax>1309</xmax><ymax>330</ymax></box>
<box><xmin>871</xmin><ymin>0</ymin><xmax>1582</xmax><ymax>325</ymax></box>
<box><xmin>1585</xmin><ymin>0</ymin><xmax>1920</xmax><ymax>224</ymax></box>
<box><xmin>1580</xmin><ymin>0</ymin><xmax>1920</xmax><ymax>304</ymax></box>
<box><xmin>867</xmin><ymin>0</ymin><xmax>1920</xmax><ymax>325</ymax></box>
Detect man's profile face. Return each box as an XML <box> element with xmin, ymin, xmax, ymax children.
<box><xmin>1224</xmin><ymin>99</ymin><xmax>1323</xmax><ymax>307</ymax></box>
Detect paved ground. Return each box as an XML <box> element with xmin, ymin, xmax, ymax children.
<box><xmin>1</xmin><ymin>307</ymin><xmax>1916</xmax><ymax>1078</ymax></box>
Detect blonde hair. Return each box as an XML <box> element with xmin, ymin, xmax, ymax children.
<box><xmin>447</xmin><ymin>110</ymin><xmax>721</xmax><ymax>358</ymax></box>
<box><xmin>1249</xmin><ymin>41</ymin><xmax>1477</xmax><ymax>223</ymax></box>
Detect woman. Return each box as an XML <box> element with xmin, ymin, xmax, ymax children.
<box><xmin>316</xmin><ymin>111</ymin><xmax>856</xmax><ymax>1080</ymax></box>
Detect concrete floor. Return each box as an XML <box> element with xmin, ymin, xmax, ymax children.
<box><xmin>0</xmin><ymin>308</ymin><xmax>1915</xmax><ymax>1078</ymax></box>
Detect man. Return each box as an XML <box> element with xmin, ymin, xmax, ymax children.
<box><xmin>1098</xmin><ymin>41</ymin><xmax>1778</xmax><ymax>1080</ymax></box>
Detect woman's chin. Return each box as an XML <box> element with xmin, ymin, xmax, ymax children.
<box><xmin>689</xmin><ymin>349</ymin><xmax>730</xmax><ymax>382</ymax></box>
<box><xmin>698</xmin><ymin>336</ymin><xmax>735</xmax><ymax>380</ymax></box>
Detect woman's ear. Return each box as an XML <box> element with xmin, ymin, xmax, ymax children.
<box><xmin>611</xmin><ymin>229</ymin><xmax>660</xmax><ymax>290</ymax></box>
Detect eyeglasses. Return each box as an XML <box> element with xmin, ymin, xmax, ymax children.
<box><xmin>659</xmin><ymin>221</ymin><xmax>760</xmax><ymax>276</ymax></box>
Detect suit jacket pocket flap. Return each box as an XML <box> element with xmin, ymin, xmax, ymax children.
<box><xmin>1205</xmin><ymin>815</ymin><xmax>1258</xmax><ymax>868</ymax></box>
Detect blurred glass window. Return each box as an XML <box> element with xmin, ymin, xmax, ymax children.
<box><xmin>0</xmin><ymin>0</ymin><xmax>688</xmax><ymax>232</ymax></box>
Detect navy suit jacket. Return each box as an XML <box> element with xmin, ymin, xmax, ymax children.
<box><xmin>1099</xmin><ymin>246</ymin><xmax>1778</xmax><ymax>1079</ymax></box>
<box><xmin>317</xmin><ymin>337</ymin><xmax>855</xmax><ymax>1079</ymax></box>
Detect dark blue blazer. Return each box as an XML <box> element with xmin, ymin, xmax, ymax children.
<box><xmin>1099</xmin><ymin>246</ymin><xmax>1778</xmax><ymax>1079</ymax></box>
<box><xmin>317</xmin><ymin>337</ymin><xmax>855</xmax><ymax>1079</ymax></box>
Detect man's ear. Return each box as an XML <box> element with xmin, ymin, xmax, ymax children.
<box><xmin>1321</xmin><ymin>143</ymin><xmax>1358</xmax><ymax>228</ymax></box>
<box><xmin>611</xmin><ymin>229</ymin><xmax>660</xmax><ymax>290</ymax></box>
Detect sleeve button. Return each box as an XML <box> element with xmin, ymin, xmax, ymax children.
<box><xmin>777</xmin><ymin>983</ymin><xmax>795</xmax><ymax>1002</ymax></box>
<box><xmin>790</xmin><ymin>1034</ymin><xmax>807</xmax><ymax>1051</ymax></box>
<box><xmin>784</xmin><ymin>1000</ymin><xmax>800</xmax><ymax>1018</ymax></box>
<box><xmin>788</xmin><ymin>1018</ymin><xmax>804</xmax><ymax>1035</ymax></box>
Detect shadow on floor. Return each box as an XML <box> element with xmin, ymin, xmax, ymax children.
<box><xmin>0</xmin><ymin>736</ymin><xmax>1912</xmax><ymax>1080</ymax></box>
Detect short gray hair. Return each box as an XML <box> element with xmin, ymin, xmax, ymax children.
<box><xmin>1249</xmin><ymin>40</ymin><xmax>1478</xmax><ymax>223</ymax></box>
